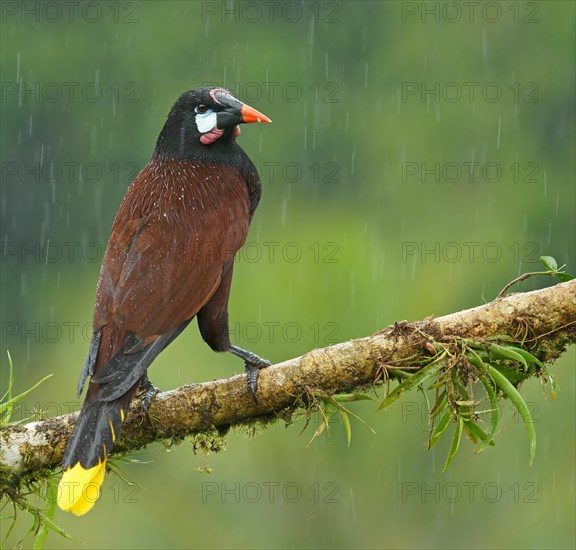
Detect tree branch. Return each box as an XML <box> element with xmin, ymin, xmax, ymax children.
<box><xmin>2</xmin><ymin>280</ymin><xmax>575</xmax><ymax>495</ymax></box>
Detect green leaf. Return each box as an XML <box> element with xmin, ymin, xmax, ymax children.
<box><xmin>505</xmin><ymin>346</ymin><xmax>545</xmax><ymax>370</ymax></box>
<box><xmin>379</xmin><ymin>352</ymin><xmax>447</xmax><ymax>410</ymax></box>
<box><xmin>0</xmin><ymin>374</ymin><xmax>54</xmax><ymax>421</ymax></box>
<box><xmin>491</xmin><ymin>364</ymin><xmax>530</xmax><ymax>384</ymax></box>
<box><xmin>466</xmin><ymin>340</ymin><xmax>543</xmax><ymax>372</ymax></box>
<box><xmin>385</xmin><ymin>368</ymin><xmax>413</xmax><ymax>380</ymax></box>
<box><xmin>536</xmin><ymin>362</ymin><xmax>558</xmax><ymax>400</ymax></box>
<box><xmin>556</xmin><ymin>272</ymin><xmax>575</xmax><ymax>282</ymax></box>
<box><xmin>307</xmin><ymin>417</ymin><xmax>327</xmax><ymax>446</ymax></box>
<box><xmin>333</xmin><ymin>401</ymin><xmax>376</xmax><ymax>436</ymax></box>
<box><xmin>308</xmin><ymin>393</ymin><xmax>375</xmax><ymax>447</ymax></box>
<box><xmin>463</xmin><ymin>419</ymin><xmax>495</xmax><ymax>447</ymax></box>
<box><xmin>485</xmin><ymin>334</ymin><xmax>515</xmax><ymax>342</ymax></box>
<box><xmin>487</xmin><ymin>343</ymin><xmax>528</xmax><ymax>369</ymax></box>
<box><xmin>1</xmin><ymin>350</ymin><xmax>14</xmax><ymax>404</ymax></box>
<box><xmin>429</xmin><ymin>408</ymin><xmax>453</xmax><ymax>450</ymax></box>
<box><xmin>430</xmin><ymin>390</ymin><xmax>447</xmax><ymax>419</ymax></box>
<box><xmin>13</xmin><ymin>490</ymin><xmax>76</xmax><ymax>548</ymax></box>
<box><xmin>537</xmin><ymin>256</ymin><xmax>574</xmax><ymax>281</ymax></box>
<box><xmin>33</xmin><ymin>479</ymin><xmax>58</xmax><ymax>550</ymax></box>
<box><xmin>539</xmin><ymin>255</ymin><xmax>558</xmax><ymax>271</ymax></box>
<box><xmin>339</xmin><ymin>408</ymin><xmax>352</xmax><ymax>447</ymax></box>
<box><xmin>466</xmin><ymin>348</ymin><xmax>486</xmax><ymax>371</ymax></box>
<box><xmin>477</xmin><ymin>374</ymin><xmax>500</xmax><ymax>453</ymax></box>
<box><xmin>488</xmin><ymin>365</ymin><xmax>536</xmax><ymax>466</ymax></box>
<box><xmin>443</xmin><ymin>416</ymin><xmax>463</xmax><ymax>471</ymax></box>
<box><xmin>332</xmin><ymin>392</ymin><xmax>376</xmax><ymax>403</ymax></box>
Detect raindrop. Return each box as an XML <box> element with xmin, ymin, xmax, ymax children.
<box><xmin>281</xmin><ymin>196</ymin><xmax>288</xmax><ymax>226</ymax></box>
<box><xmin>349</xmin><ymin>488</ymin><xmax>357</xmax><ymax>522</ymax></box>
<box><xmin>307</xmin><ymin>16</ymin><xmax>315</xmax><ymax>66</ymax></box>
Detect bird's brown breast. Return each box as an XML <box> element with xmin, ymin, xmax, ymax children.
<box><xmin>94</xmin><ymin>159</ymin><xmax>251</xmax><ymax>338</ymax></box>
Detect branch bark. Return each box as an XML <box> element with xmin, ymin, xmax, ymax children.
<box><xmin>2</xmin><ymin>280</ymin><xmax>575</xmax><ymax>494</ymax></box>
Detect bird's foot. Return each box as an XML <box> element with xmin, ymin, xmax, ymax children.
<box><xmin>138</xmin><ymin>375</ymin><xmax>160</xmax><ymax>426</ymax></box>
<box><xmin>229</xmin><ymin>345</ymin><xmax>271</xmax><ymax>404</ymax></box>
<box><xmin>245</xmin><ymin>358</ymin><xmax>271</xmax><ymax>404</ymax></box>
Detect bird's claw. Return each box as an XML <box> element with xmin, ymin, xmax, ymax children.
<box><xmin>229</xmin><ymin>345</ymin><xmax>270</xmax><ymax>404</ymax></box>
<box><xmin>245</xmin><ymin>357</ymin><xmax>271</xmax><ymax>404</ymax></box>
<box><xmin>138</xmin><ymin>377</ymin><xmax>160</xmax><ymax>427</ymax></box>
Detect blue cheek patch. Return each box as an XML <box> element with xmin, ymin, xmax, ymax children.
<box><xmin>195</xmin><ymin>110</ymin><xmax>218</xmax><ymax>133</ymax></box>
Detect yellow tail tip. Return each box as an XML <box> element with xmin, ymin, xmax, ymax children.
<box><xmin>57</xmin><ymin>459</ymin><xmax>106</xmax><ymax>516</ymax></box>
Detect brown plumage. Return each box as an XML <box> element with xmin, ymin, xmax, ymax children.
<box><xmin>95</xmin><ymin>161</ymin><xmax>250</xmax><ymax>337</ymax></box>
<box><xmin>58</xmin><ymin>87</ymin><xmax>271</xmax><ymax>515</ymax></box>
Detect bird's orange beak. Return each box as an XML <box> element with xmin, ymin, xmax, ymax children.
<box><xmin>241</xmin><ymin>104</ymin><xmax>272</xmax><ymax>124</ymax></box>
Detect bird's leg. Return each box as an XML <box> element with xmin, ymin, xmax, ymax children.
<box><xmin>138</xmin><ymin>374</ymin><xmax>159</xmax><ymax>426</ymax></box>
<box><xmin>229</xmin><ymin>345</ymin><xmax>271</xmax><ymax>404</ymax></box>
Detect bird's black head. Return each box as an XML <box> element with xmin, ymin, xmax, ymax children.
<box><xmin>154</xmin><ymin>87</ymin><xmax>271</xmax><ymax>159</ymax></box>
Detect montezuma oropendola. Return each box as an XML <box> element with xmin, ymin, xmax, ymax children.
<box><xmin>57</xmin><ymin>87</ymin><xmax>271</xmax><ymax>515</ymax></box>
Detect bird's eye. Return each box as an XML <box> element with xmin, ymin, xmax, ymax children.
<box><xmin>197</xmin><ymin>104</ymin><xmax>208</xmax><ymax>113</ymax></box>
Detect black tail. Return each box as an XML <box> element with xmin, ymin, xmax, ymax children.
<box><xmin>58</xmin><ymin>319</ymin><xmax>192</xmax><ymax>515</ymax></box>
<box><xmin>62</xmin><ymin>393</ymin><xmax>131</xmax><ymax>471</ymax></box>
<box><xmin>57</xmin><ymin>391</ymin><xmax>133</xmax><ymax>515</ymax></box>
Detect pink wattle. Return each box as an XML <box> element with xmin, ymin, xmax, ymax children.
<box><xmin>200</xmin><ymin>125</ymin><xmax>241</xmax><ymax>145</ymax></box>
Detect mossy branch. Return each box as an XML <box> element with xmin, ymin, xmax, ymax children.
<box><xmin>1</xmin><ymin>279</ymin><xmax>575</xmax><ymax>496</ymax></box>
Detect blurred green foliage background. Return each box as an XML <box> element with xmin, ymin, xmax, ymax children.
<box><xmin>1</xmin><ymin>1</ymin><xmax>574</xmax><ymax>548</ymax></box>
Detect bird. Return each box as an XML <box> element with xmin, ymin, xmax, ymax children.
<box><xmin>57</xmin><ymin>87</ymin><xmax>272</xmax><ymax>516</ymax></box>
